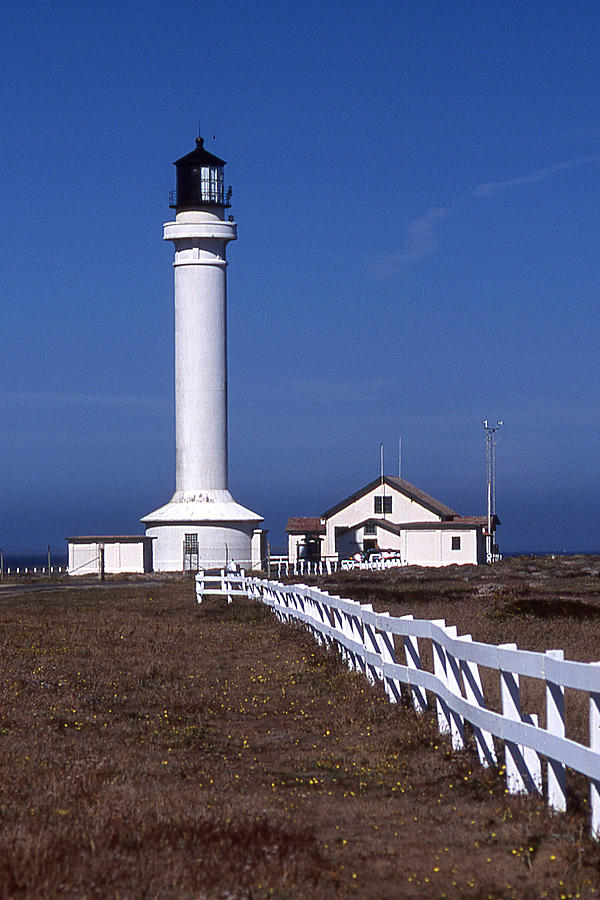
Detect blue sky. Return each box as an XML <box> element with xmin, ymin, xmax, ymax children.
<box><xmin>1</xmin><ymin>0</ymin><xmax>598</xmax><ymax>554</ymax></box>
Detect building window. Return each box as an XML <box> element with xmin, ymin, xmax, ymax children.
<box><xmin>364</xmin><ymin>523</ymin><xmax>376</xmax><ymax>535</ymax></box>
<box><xmin>451</xmin><ymin>536</ymin><xmax>461</xmax><ymax>551</ymax></box>
<box><xmin>374</xmin><ymin>496</ymin><xmax>392</xmax><ymax>514</ymax></box>
<box><xmin>184</xmin><ymin>533</ymin><xmax>198</xmax><ymax>553</ymax></box>
<box><xmin>184</xmin><ymin>533</ymin><xmax>199</xmax><ymax>571</ymax></box>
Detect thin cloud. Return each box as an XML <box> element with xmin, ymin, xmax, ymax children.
<box><xmin>376</xmin><ymin>153</ymin><xmax>600</xmax><ymax>276</ymax></box>
<box><xmin>374</xmin><ymin>207</ymin><xmax>450</xmax><ymax>275</ymax></box>
<box><xmin>473</xmin><ymin>155</ymin><xmax>600</xmax><ymax>197</ymax></box>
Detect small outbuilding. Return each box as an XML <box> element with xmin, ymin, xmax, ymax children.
<box><xmin>67</xmin><ymin>536</ymin><xmax>154</xmax><ymax>576</ymax></box>
<box><xmin>286</xmin><ymin>517</ymin><xmax>326</xmax><ymax>564</ymax></box>
<box><xmin>287</xmin><ymin>475</ymin><xmax>498</xmax><ymax>567</ymax></box>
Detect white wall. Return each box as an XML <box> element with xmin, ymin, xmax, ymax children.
<box><xmin>68</xmin><ymin>541</ymin><xmax>148</xmax><ymax>575</ymax></box>
<box><xmin>325</xmin><ymin>484</ymin><xmax>440</xmax><ymax>556</ymax></box>
<box><xmin>287</xmin><ymin>533</ymin><xmax>303</xmax><ymax>564</ymax></box>
<box><xmin>403</xmin><ymin>529</ymin><xmax>479</xmax><ymax>566</ymax></box>
<box><xmin>146</xmin><ymin>522</ymin><xmax>255</xmax><ymax>572</ymax></box>
<box><xmin>69</xmin><ymin>542</ymin><xmax>100</xmax><ymax>575</ymax></box>
<box><xmin>251</xmin><ymin>529</ymin><xmax>268</xmax><ymax>571</ymax></box>
<box><xmin>103</xmin><ymin>542</ymin><xmax>146</xmax><ymax>573</ymax></box>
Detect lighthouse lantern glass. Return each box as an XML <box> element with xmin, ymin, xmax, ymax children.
<box><xmin>201</xmin><ymin>165</ymin><xmax>224</xmax><ymax>203</ymax></box>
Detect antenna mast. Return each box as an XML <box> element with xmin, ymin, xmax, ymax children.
<box><xmin>482</xmin><ymin>419</ymin><xmax>502</xmax><ymax>563</ymax></box>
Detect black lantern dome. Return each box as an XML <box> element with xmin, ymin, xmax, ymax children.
<box><xmin>169</xmin><ymin>136</ymin><xmax>232</xmax><ymax>212</ymax></box>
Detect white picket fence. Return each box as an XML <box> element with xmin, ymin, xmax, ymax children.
<box><xmin>195</xmin><ymin>569</ymin><xmax>251</xmax><ymax>603</ymax></box>
<box><xmin>1</xmin><ymin>567</ymin><xmax>65</xmax><ymax>576</ymax></box>
<box><xmin>268</xmin><ymin>556</ymin><xmax>404</xmax><ymax>578</ymax></box>
<box><xmin>196</xmin><ymin>571</ymin><xmax>600</xmax><ymax>839</ymax></box>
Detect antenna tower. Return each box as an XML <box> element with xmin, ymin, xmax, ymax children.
<box><xmin>482</xmin><ymin>419</ymin><xmax>502</xmax><ymax>562</ymax></box>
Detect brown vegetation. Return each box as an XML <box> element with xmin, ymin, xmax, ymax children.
<box><xmin>0</xmin><ymin>560</ymin><xmax>599</xmax><ymax>897</ymax></box>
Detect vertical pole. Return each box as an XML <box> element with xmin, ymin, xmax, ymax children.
<box><xmin>590</xmin><ymin>663</ymin><xmax>600</xmax><ymax>838</ymax></box>
<box><xmin>0</xmin><ymin>547</ymin><xmax>3</xmax><ymax>579</ymax></box>
<box><xmin>196</xmin><ymin>570</ymin><xmax>205</xmax><ymax>603</ymax></box>
<box><xmin>378</xmin><ymin>612</ymin><xmax>400</xmax><ymax>703</ymax></box>
<box><xmin>99</xmin><ymin>544</ymin><xmax>105</xmax><ymax>582</ymax></box>
<box><xmin>545</xmin><ymin>650</ymin><xmax>566</xmax><ymax>813</ymax></box>
<box><xmin>521</xmin><ymin>712</ymin><xmax>542</xmax><ymax>793</ymax></box>
<box><xmin>487</xmin><ymin>481</ymin><xmax>492</xmax><ymax>562</ymax></box>
<box><xmin>380</xmin><ymin>442</ymin><xmax>386</xmax><ymax>520</ymax></box>
<box><xmin>47</xmin><ymin>544</ymin><xmax>51</xmax><ymax>574</ymax></box>
<box><xmin>431</xmin><ymin>619</ymin><xmax>452</xmax><ymax>736</ymax></box>
<box><xmin>459</xmin><ymin>635</ymin><xmax>497</xmax><ymax>767</ymax></box>
<box><xmin>443</xmin><ymin>625</ymin><xmax>465</xmax><ymax>751</ymax></box>
<box><xmin>499</xmin><ymin>643</ymin><xmax>538</xmax><ymax>795</ymax></box>
<box><xmin>401</xmin><ymin>615</ymin><xmax>427</xmax><ymax>713</ymax></box>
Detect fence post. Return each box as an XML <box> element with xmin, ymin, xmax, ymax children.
<box><xmin>459</xmin><ymin>635</ymin><xmax>497</xmax><ymax>768</ymax></box>
<box><xmin>335</xmin><ymin>601</ymin><xmax>362</xmax><ymax>674</ymax></box>
<box><xmin>431</xmin><ymin>620</ymin><xmax>452</xmax><ymax>736</ymax></box>
<box><xmin>325</xmin><ymin>597</ymin><xmax>348</xmax><ymax>665</ymax></box>
<box><xmin>521</xmin><ymin>712</ymin><xmax>542</xmax><ymax>793</ymax></box>
<box><xmin>347</xmin><ymin>602</ymin><xmax>366</xmax><ymax>676</ymax></box>
<box><xmin>400</xmin><ymin>615</ymin><xmax>427</xmax><ymax>713</ymax></box>
<box><xmin>378</xmin><ymin>612</ymin><xmax>400</xmax><ymax>703</ymax></box>
<box><xmin>545</xmin><ymin>649</ymin><xmax>566</xmax><ymax>812</ymax></box>
<box><xmin>305</xmin><ymin>587</ymin><xmax>323</xmax><ymax>644</ymax></box>
<box><xmin>590</xmin><ymin>663</ymin><xmax>600</xmax><ymax>838</ymax></box>
<box><xmin>196</xmin><ymin>571</ymin><xmax>205</xmax><ymax>604</ymax></box>
<box><xmin>443</xmin><ymin>625</ymin><xmax>465</xmax><ymax>751</ymax></box>
<box><xmin>361</xmin><ymin>604</ymin><xmax>383</xmax><ymax>684</ymax></box>
<box><xmin>500</xmin><ymin>643</ymin><xmax>525</xmax><ymax>793</ymax></box>
<box><xmin>499</xmin><ymin>643</ymin><xmax>540</xmax><ymax>795</ymax></box>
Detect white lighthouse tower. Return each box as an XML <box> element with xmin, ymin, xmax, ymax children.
<box><xmin>142</xmin><ymin>136</ymin><xmax>264</xmax><ymax>571</ymax></box>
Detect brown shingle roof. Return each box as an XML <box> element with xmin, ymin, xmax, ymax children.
<box><xmin>285</xmin><ymin>517</ymin><xmax>325</xmax><ymax>534</ymax></box>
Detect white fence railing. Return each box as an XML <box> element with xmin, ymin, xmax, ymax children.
<box><xmin>268</xmin><ymin>556</ymin><xmax>404</xmax><ymax>578</ymax></box>
<box><xmin>196</xmin><ymin>571</ymin><xmax>600</xmax><ymax>839</ymax></box>
<box><xmin>196</xmin><ymin>570</ymin><xmax>251</xmax><ymax>603</ymax></box>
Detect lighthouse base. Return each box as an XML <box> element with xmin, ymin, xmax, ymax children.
<box><xmin>141</xmin><ymin>491</ymin><xmax>265</xmax><ymax>572</ymax></box>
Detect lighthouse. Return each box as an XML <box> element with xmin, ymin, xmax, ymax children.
<box><xmin>142</xmin><ymin>136</ymin><xmax>264</xmax><ymax>571</ymax></box>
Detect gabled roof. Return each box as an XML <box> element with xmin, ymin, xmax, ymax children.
<box><xmin>335</xmin><ymin>518</ymin><xmax>402</xmax><ymax>537</ymax></box>
<box><xmin>322</xmin><ymin>475</ymin><xmax>458</xmax><ymax>520</ymax></box>
<box><xmin>286</xmin><ymin>517</ymin><xmax>325</xmax><ymax>534</ymax></box>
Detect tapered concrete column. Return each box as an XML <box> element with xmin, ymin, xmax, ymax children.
<box><xmin>164</xmin><ymin>211</ymin><xmax>236</xmax><ymax>495</ymax></box>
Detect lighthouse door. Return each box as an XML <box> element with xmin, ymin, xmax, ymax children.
<box><xmin>184</xmin><ymin>533</ymin><xmax>199</xmax><ymax>571</ymax></box>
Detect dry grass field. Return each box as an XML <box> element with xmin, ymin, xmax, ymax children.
<box><xmin>0</xmin><ymin>557</ymin><xmax>599</xmax><ymax>898</ymax></box>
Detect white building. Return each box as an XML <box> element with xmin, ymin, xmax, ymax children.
<box><xmin>287</xmin><ymin>475</ymin><xmax>497</xmax><ymax>567</ymax></box>
<box><xmin>286</xmin><ymin>517</ymin><xmax>326</xmax><ymax>565</ymax></box>
<box><xmin>67</xmin><ymin>536</ymin><xmax>154</xmax><ymax>576</ymax></box>
<box><xmin>68</xmin><ymin>136</ymin><xmax>266</xmax><ymax>575</ymax></box>
<box><xmin>141</xmin><ymin>136</ymin><xmax>266</xmax><ymax>571</ymax></box>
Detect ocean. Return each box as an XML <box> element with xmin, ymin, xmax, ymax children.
<box><xmin>1</xmin><ymin>551</ymin><xmax>68</xmax><ymax>571</ymax></box>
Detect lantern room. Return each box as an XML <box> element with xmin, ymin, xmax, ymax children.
<box><xmin>169</xmin><ymin>136</ymin><xmax>232</xmax><ymax>212</ymax></box>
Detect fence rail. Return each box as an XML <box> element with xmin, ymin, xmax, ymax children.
<box><xmin>196</xmin><ymin>571</ymin><xmax>600</xmax><ymax>839</ymax></box>
<box><xmin>267</xmin><ymin>556</ymin><xmax>404</xmax><ymax>578</ymax></box>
